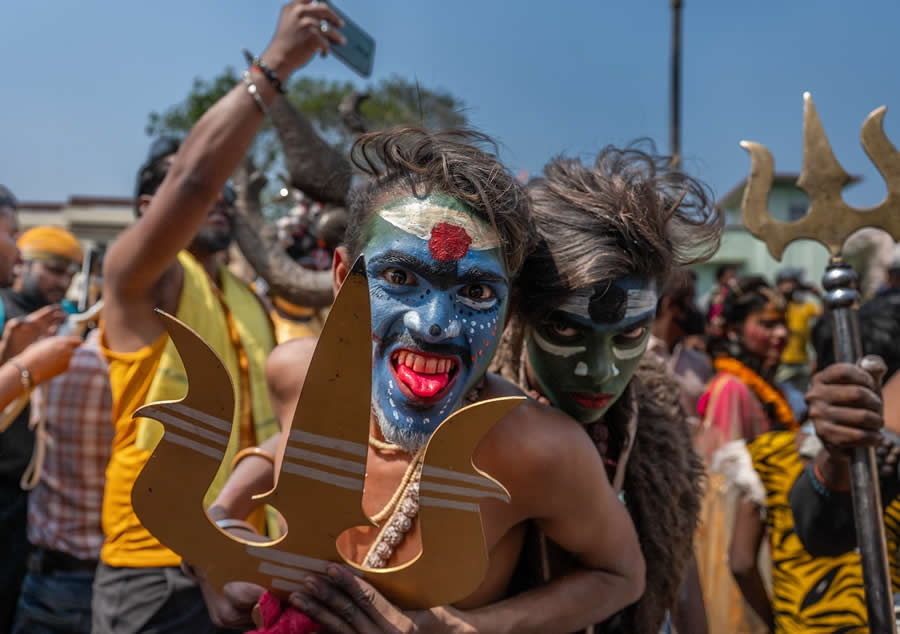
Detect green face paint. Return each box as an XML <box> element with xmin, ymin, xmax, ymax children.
<box><xmin>525</xmin><ymin>277</ymin><xmax>657</xmax><ymax>424</ymax></box>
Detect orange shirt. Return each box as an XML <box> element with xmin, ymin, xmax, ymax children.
<box><xmin>99</xmin><ymin>333</ymin><xmax>175</xmax><ymax>567</ymax></box>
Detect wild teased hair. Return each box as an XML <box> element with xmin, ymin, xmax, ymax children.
<box><xmin>517</xmin><ymin>144</ymin><xmax>722</xmax><ymax>322</ymax></box>
<box><xmin>344</xmin><ymin>127</ymin><xmax>533</xmax><ymax>276</ymax></box>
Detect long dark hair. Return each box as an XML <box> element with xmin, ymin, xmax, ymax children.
<box><xmin>517</xmin><ymin>144</ymin><xmax>722</xmax><ymax>323</ymax></box>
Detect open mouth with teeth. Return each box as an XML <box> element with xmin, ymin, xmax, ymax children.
<box><xmin>391</xmin><ymin>349</ymin><xmax>460</xmax><ymax>404</ymax></box>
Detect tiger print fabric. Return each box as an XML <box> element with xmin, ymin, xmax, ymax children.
<box><xmin>748</xmin><ymin>430</ymin><xmax>900</xmax><ymax>633</ymax></box>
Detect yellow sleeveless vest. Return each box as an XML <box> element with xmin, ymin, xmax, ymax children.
<box><xmin>101</xmin><ymin>252</ymin><xmax>277</xmax><ymax>567</ymax></box>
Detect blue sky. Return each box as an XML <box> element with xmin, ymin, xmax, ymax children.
<box><xmin>3</xmin><ymin>0</ymin><xmax>900</xmax><ymax>209</ymax></box>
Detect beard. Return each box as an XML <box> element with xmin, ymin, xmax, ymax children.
<box><xmin>21</xmin><ymin>273</ymin><xmax>51</xmax><ymax>307</ymax></box>
<box><xmin>190</xmin><ymin>227</ymin><xmax>232</xmax><ymax>254</ymax></box>
<box><xmin>372</xmin><ymin>400</ymin><xmax>430</xmax><ymax>453</ymax></box>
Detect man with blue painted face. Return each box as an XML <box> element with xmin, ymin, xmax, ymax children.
<box><xmin>490</xmin><ymin>147</ymin><xmax>723</xmax><ymax>633</ymax></box>
<box><xmin>200</xmin><ymin>128</ymin><xmax>646</xmax><ymax>632</ymax></box>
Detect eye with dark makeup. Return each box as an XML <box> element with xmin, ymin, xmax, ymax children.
<box><xmin>458</xmin><ymin>283</ymin><xmax>497</xmax><ymax>309</ymax></box>
<box><xmin>613</xmin><ymin>325</ymin><xmax>648</xmax><ymax>347</ymax></box>
<box><xmin>382</xmin><ymin>267</ymin><xmax>417</xmax><ymax>287</ymax></box>
<box><xmin>542</xmin><ymin>313</ymin><xmax>583</xmax><ymax>344</ymax></box>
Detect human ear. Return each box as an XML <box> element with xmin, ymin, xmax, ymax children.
<box><xmin>137</xmin><ymin>195</ymin><xmax>154</xmax><ymax>216</ymax></box>
<box><xmin>332</xmin><ymin>246</ymin><xmax>352</xmax><ymax>296</ymax></box>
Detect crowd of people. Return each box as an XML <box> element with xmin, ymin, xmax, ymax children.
<box><xmin>2</xmin><ymin>2</ymin><xmax>900</xmax><ymax>633</ymax></box>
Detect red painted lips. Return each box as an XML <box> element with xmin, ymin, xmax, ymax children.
<box><xmin>391</xmin><ymin>349</ymin><xmax>459</xmax><ymax>402</ymax></box>
<box><xmin>571</xmin><ymin>392</ymin><xmax>613</xmax><ymax>410</ymax></box>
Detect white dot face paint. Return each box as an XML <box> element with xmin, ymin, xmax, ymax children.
<box><xmin>444</xmin><ymin>319</ymin><xmax>461</xmax><ymax>338</ymax></box>
<box><xmin>574</xmin><ymin>361</ymin><xmax>589</xmax><ymax>376</ymax></box>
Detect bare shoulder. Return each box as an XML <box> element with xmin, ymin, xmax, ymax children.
<box><xmin>265</xmin><ymin>336</ymin><xmax>318</xmax><ymax>411</ymax></box>
<box><xmin>475</xmin><ymin>373</ymin><xmax>597</xmax><ymax>499</ymax></box>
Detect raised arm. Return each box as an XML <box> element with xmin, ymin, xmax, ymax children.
<box><xmin>102</xmin><ymin>1</ymin><xmax>345</xmax><ymax>350</ymax></box>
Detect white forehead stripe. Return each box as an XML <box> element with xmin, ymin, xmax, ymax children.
<box><xmin>378</xmin><ymin>202</ymin><xmax>500</xmax><ymax>251</ymax></box>
<box><xmin>530</xmin><ymin>329</ymin><xmax>585</xmax><ymax>358</ymax></box>
<box><xmin>558</xmin><ymin>286</ymin><xmax>658</xmax><ymax>321</ymax></box>
<box><xmin>624</xmin><ymin>289</ymin><xmax>658</xmax><ymax>319</ymax></box>
<box><xmin>558</xmin><ymin>294</ymin><xmax>590</xmax><ymax>317</ymax></box>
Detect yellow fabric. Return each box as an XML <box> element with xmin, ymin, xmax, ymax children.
<box><xmin>748</xmin><ymin>431</ymin><xmax>873</xmax><ymax>633</ymax></box>
<box><xmin>270</xmin><ymin>308</ymin><xmax>325</xmax><ymax>342</ymax></box>
<box><xmin>17</xmin><ymin>226</ymin><xmax>83</xmax><ymax>263</ymax></box>
<box><xmin>100</xmin><ymin>251</ymin><xmax>277</xmax><ymax>568</ymax></box>
<box><xmin>781</xmin><ymin>301</ymin><xmax>821</xmax><ymax>365</ymax></box>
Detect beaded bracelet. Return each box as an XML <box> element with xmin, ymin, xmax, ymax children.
<box><xmin>807</xmin><ymin>462</ymin><xmax>832</xmax><ymax>498</ymax></box>
<box><xmin>241</xmin><ymin>71</ymin><xmax>268</xmax><ymax>117</ymax></box>
<box><xmin>242</xmin><ymin>49</ymin><xmax>285</xmax><ymax>94</ymax></box>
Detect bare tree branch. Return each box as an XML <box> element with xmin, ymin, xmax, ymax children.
<box><xmin>270</xmin><ymin>95</ymin><xmax>351</xmax><ymax>206</ymax></box>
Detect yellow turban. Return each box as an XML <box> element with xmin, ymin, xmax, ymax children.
<box><xmin>17</xmin><ymin>226</ymin><xmax>83</xmax><ymax>264</ymax></box>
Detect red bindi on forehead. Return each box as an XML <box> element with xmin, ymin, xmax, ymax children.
<box><xmin>428</xmin><ymin>222</ymin><xmax>472</xmax><ymax>262</ymax></box>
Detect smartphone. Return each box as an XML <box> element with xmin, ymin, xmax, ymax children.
<box><xmin>318</xmin><ymin>2</ymin><xmax>376</xmax><ymax>77</ymax></box>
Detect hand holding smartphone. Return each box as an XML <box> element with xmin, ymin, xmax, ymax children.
<box><xmin>312</xmin><ymin>1</ymin><xmax>375</xmax><ymax>77</ymax></box>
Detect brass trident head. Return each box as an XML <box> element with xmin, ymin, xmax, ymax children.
<box><xmin>740</xmin><ymin>92</ymin><xmax>900</xmax><ymax>260</ymax></box>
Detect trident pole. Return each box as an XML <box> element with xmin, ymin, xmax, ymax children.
<box><xmin>823</xmin><ymin>262</ymin><xmax>896</xmax><ymax>632</ymax></box>
<box><xmin>740</xmin><ymin>93</ymin><xmax>900</xmax><ymax>631</ymax></box>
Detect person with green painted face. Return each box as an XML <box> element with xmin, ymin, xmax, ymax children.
<box><xmin>491</xmin><ymin>146</ymin><xmax>723</xmax><ymax>634</ymax></box>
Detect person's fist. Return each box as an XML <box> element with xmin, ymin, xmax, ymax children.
<box><xmin>807</xmin><ymin>358</ymin><xmax>884</xmax><ymax>454</ymax></box>
<box><xmin>13</xmin><ymin>335</ymin><xmax>81</xmax><ymax>385</ymax></box>
<box><xmin>262</xmin><ymin>1</ymin><xmax>347</xmax><ymax>80</ymax></box>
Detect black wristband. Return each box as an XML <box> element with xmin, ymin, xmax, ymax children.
<box><xmin>242</xmin><ymin>48</ymin><xmax>285</xmax><ymax>94</ymax></box>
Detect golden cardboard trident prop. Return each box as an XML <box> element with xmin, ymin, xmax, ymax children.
<box><xmin>130</xmin><ymin>257</ymin><xmax>524</xmax><ymax>609</ymax></box>
<box><xmin>741</xmin><ymin>92</ymin><xmax>900</xmax><ymax>633</ymax></box>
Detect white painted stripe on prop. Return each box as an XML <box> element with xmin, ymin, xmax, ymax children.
<box><xmin>423</xmin><ymin>465</ymin><xmax>498</xmax><ymax>488</ymax></box>
<box><xmin>170</xmin><ymin>404</ymin><xmax>233</xmax><ymax>433</ymax></box>
<box><xmin>285</xmin><ymin>446</ymin><xmax>366</xmax><ymax>475</ymax></box>
<box><xmin>530</xmin><ymin>329</ymin><xmax>585</xmax><ymax>358</ymax></box>
<box><xmin>164</xmin><ymin>431</ymin><xmax>224</xmax><ymax>460</ymax></box>
<box><xmin>252</xmin><ymin>548</ymin><xmax>364</xmax><ymax>577</ymax></box>
<box><xmin>624</xmin><ymin>288</ymin><xmax>658</xmax><ymax>319</ymax></box>
<box><xmin>250</xmin><ymin>547</ymin><xmax>332</xmax><ymax>572</ymax></box>
<box><xmin>271</xmin><ymin>578</ymin><xmax>304</xmax><ymax>594</ymax></box>
<box><xmin>420</xmin><ymin>480</ymin><xmax>507</xmax><ymax>502</ymax></box>
<box><xmin>290</xmin><ymin>429</ymin><xmax>367</xmax><ymax>457</ymax></box>
<box><xmin>281</xmin><ymin>461</ymin><xmax>364</xmax><ymax>491</ymax></box>
<box><xmin>259</xmin><ymin>561</ymin><xmax>320</xmax><ymax>580</ymax></box>
<box><xmin>152</xmin><ymin>410</ymin><xmax>229</xmax><ymax>446</ymax></box>
<box><xmin>420</xmin><ymin>495</ymin><xmax>479</xmax><ymax>513</ymax></box>
<box><xmin>260</xmin><ymin>563</ymin><xmax>316</xmax><ymax>583</ymax></box>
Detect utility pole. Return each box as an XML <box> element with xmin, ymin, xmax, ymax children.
<box><xmin>670</xmin><ymin>0</ymin><xmax>683</xmax><ymax>169</ymax></box>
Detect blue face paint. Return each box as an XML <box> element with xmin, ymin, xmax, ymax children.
<box><xmin>362</xmin><ymin>194</ymin><xmax>509</xmax><ymax>450</ymax></box>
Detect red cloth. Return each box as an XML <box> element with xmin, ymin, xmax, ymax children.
<box><xmin>249</xmin><ymin>591</ymin><xmax>320</xmax><ymax>634</ymax></box>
